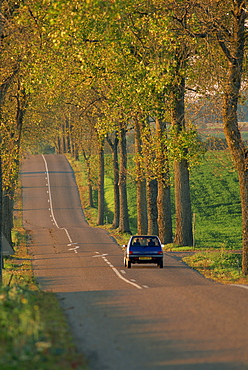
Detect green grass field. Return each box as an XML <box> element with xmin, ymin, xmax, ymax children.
<box><xmin>104</xmin><ymin>150</ymin><xmax>242</xmax><ymax>250</ymax></box>
<box><xmin>190</xmin><ymin>151</ymin><xmax>241</xmax><ymax>249</ymax></box>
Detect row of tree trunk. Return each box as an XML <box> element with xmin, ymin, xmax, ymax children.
<box><xmin>58</xmin><ymin>107</ymin><xmax>193</xmax><ymax>246</ymax></box>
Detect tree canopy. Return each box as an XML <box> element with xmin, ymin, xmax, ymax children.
<box><xmin>1</xmin><ymin>0</ymin><xmax>248</xmax><ymax>274</ymax></box>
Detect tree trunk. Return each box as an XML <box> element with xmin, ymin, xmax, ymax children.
<box><xmin>147</xmin><ymin>179</ymin><xmax>158</xmax><ymax>235</ymax></box>
<box><xmin>137</xmin><ymin>179</ymin><xmax>147</xmax><ymax>235</ymax></box>
<box><xmin>65</xmin><ymin>117</ymin><xmax>71</xmax><ymax>154</ymax></box>
<box><xmin>74</xmin><ymin>146</ymin><xmax>79</xmax><ymax>161</ymax></box>
<box><xmin>0</xmin><ymin>69</ymin><xmax>18</xmax><ymax>106</ymax></box>
<box><xmin>15</xmin><ymin>81</ymin><xmax>27</xmax><ymax>149</ymax></box>
<box><xmin>235</xmin><ymin>166</ymin><xmax>248</xmax><ymax>275</ymax></box>
<box><xmin>156</xmin><ymin>118</ymin><xmax>173</xmax><ymax>244</ymax></box>
<box><xmin>171</xmin><ymin>76</ymin><xmax>193</xmax><ymax>246</ymax></box>
<box><xmin>2</xmin><ymin>191</ymin><xmax>13</xmax><ymax>246</ymax></box>
<box><xmin>4</xmin><ymin>78</ymin><xmax>27</xmax><ymax>252</ymax></box>
<box><xmin>97</xmin><ymin>141</ymin><xmax>105</xmax><ymax>225</ymax></box>
<box><xmin>87</xmin><ymin>168</ymin><xmax>94</xmax><ymax>209</ymax></box>
<box><xmin>157</xmin><ymin>178</ymin><xmax>172</xmax><ymax>244</ymax></box>
<box><xmin>106</xmin><ymin>133</ymin><xmax>120</xmax><ymax>229</ymax></box>
<box><xmin>62</xmin><ymin>122</ymin><xmax>67</xmax><ymax>153</ymax></box>
<box><xmin>82</xmin><ymin>151</ymin><xmax>94</xmax><ymax>208</ymax></box>
<box><xmin>0</xmin><ymin>157</ymin><xmax>2</xmax><ymax>283</ymax></box>
<box><xmin>118</xmin><ymin>127</ymin><xmax>130</xmax><ymax>233</ymax></box>
<box><xmin>57</xmin><ymin>137</ymin><xmax>62</xmax><ymax>154</ymax></box>
<box><xmin>174</xmin><ymin>159</ymin><xmax>192</xmax><ymax>245</ymax></box>
<box><xmin>134</xmin><ymin>117</ymin><xmax>147</xmax><ymax>234</ymax></box>
<box><xmin>220</xmin><ymin>0</ymin><xmax>247</xmax><ymax>274</ymax></box>
<box><xmin>0</xmin><ymin>2</ymin><xmax>2</xmax><ymax>278</ymax></box>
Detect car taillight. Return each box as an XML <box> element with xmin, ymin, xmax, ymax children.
<box><xmin>158</xmin><ymin>251</ymin><xmax>163</xmax><ymax>254</ymax></box>
<box><xmin>129</xmin><ymin>251</ymin><xmax>133</xmax><ymax>254</ymax></box>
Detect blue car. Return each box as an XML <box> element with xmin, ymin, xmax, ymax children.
<box><xmin>123</xmin><ymin>235</ymin><xmax>164</xmax><ymax>268</ymax></box>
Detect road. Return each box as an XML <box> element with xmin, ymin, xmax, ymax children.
<box><xmin>21</xmin><ymin>154</ymin><xmax>248</xmax><ymax>370</ymax></box>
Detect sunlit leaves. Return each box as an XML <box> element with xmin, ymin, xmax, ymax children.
<box><xmin>1</xmin><ymin>0</ymin><xmax>210</xmax><ymax>191</ymax></box>
<box><xmin>165</xmin><ymin>124</ymin><xmax>205</xmax><ymax>166</ymax></box>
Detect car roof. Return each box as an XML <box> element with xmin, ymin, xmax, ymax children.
<box><xmin>131</xmin><ymin>235</ymin><xmax>159</xmax><ymax>238</ymax></box>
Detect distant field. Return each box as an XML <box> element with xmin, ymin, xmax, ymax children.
<box><xmin>189</xmin><ymin>151</ymin><xmax>241</xmax><ymax>249</ymax></box>
<box><xmin>104</xmin><ymin>150</ymin><xmax>242</xmax><ymax>250</ymax></box>
<box><xmin>198</xmin><ymin>122</ymin><xmax>248</xmax><ymax>141</ymax></box>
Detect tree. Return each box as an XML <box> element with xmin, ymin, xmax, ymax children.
<box><xmin>141</xmin><ymin>122</ymin><xmax>159</xmax><ymax>235</ymax></box>
<box><xmin>108</xmin><ymin>0</ymin><xmax>195</xmax><ymax>243</ymax></box>
<box><xmin>97</xmin><ymin>138</ymin><xmax>105</xmax><ymax>225</ymax></box>
<box><xmin>0</xmin><ymin>0</ymin><xmax>33</xmax><ymax>249</ymax></box>
<box><xmin>106</xmin><ymin>132</ymin><xmax>120</xmax><ymax>228</ymax></box>
<box><xmin>118</xmin><ymin>125</ymin><xmax>131</xmax><ymax>233</ymax></box>
<box><xmin>216</xmin><ymin>0</ymin><xmax>248</xmax><ymax>274</ymax></box>
<box><xmin>82</xmin><ymin>148</ymin><xmax>95</xmax><ymax>208</ymax></box>
<box><xmin>0</xmin><ymin>0</ymin><xmax>202</xmax><ymax>245</ymax></box>
<box><xmin>170</xmin><ymin>69</ymin><xmax>193</xmax><ymax>246</ymax></box>
<box><xmin>134</xmin><ymin>116</ymin><xmax>148</xmax><ymax>235</ymax></box>
<box><xmin>189</xmin><ymin>0</ymin><xmax>248</xmax><ymax>273</ymax></box>
<box><xmin>155</xmin><ymin>118</ymin><xmax>173</xmax><ymax>244</ymax></box>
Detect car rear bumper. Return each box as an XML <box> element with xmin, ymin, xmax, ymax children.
<box><xmin>127</xmin><ymin>255</ymin><xmax>163</xmax><ymax>264</ymax></box>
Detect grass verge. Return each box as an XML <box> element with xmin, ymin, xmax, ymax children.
<box><xmin>183</xmin><ymin>250</ymin><xmax>248</xmax><ymax>285</ymax></box>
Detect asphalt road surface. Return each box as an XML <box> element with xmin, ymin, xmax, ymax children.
<box><xmin>21</xmin><ymin>154</ymin><xmax>248</xmax><ymax>370</ymax></box>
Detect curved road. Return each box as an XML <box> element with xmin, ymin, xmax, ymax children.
<box><xmin>21</xmin><ymin>154</ymin><xmax>248</xmax><ymax>370</ymax></box>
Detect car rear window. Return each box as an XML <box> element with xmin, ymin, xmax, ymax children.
<box><xmin>130</xmin><ymin>237</ymin><xmax>161</xmax><ymax>250</ymax></box>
